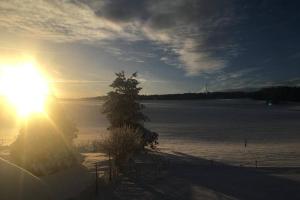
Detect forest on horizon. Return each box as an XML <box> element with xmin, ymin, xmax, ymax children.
<box><xmin>65</xmin><ymin>86</ymin><xmax>300</xmax><ymax>103</ymax></box>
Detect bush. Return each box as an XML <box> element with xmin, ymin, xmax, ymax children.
<box><xmin>101</xmin><ymin>127</ymin><xmax>142</xmax><ymax>168</ymax></box>
<box><xmin>141</xmin><ymin>128</ymin><xmax>159</xmax><ymax>149</ymax></box>
<box><xmin>10</xmin><ymin>99</ymin><xmax>79</xmax><ymax>176</ymax></box>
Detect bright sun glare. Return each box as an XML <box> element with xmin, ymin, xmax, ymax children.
<box><xmin>0</xmin><ymin>60</ymin><xmax>50</xmax><ymax>117</ymax></box>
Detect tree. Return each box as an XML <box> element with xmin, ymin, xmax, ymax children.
<box><xmin>102</xmin><ymin>71</ymin><xmax>158</xmax><ymax>148</ymax></box>
<box><xmin>10</xmin><ymin>97</ymin><xmax>79</xmax><ymax>175</ymax></box>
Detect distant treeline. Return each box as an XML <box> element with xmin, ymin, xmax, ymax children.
<box><xmin>139</xmin><ymin>86</ymin><xmax>300</xmax><ymax>103</ymax></box>
<box><xmin>61</xmin><ymin>86</ymin><xmax>300</xmax><ymax>103</ymax></box>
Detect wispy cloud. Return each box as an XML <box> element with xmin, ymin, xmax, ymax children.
<box><xmin>51</xmin><ymin>79</ymin><xmax>111</xmax><ymax>84</ymax></box>
<box><xmin>0</xmin><ymin>0</ymin><xmax>136</xmax><ymax>42</ymax></box>
<box><xmin>0</xmin><ymin>0</ymin><xmax>239</xmax><ymax>76</ymax></box>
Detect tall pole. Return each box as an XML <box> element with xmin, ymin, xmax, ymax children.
<box><xmin>95</xmin><ymin>163</ymin><xmax>98</xmax><ymax>196</ymax></box>
<box><xmin>205</xmin><ymin>83</ymin><xmax>209</xmax><ymax>94</ymax></box>
<box><xmin>109</xmin><ymin>151</ymin><xmax>112</xmax><ymax>181</ymax></box>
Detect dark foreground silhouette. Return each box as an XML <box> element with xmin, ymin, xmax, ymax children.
<box><xmin>78</xmin><ymin>151</ymin><xmax>300</xmax><ymax>200</ymax></box>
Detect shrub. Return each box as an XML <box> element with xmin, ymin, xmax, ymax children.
<box><xmin>101</xmin><ymin>127</ymin><xmax>142</xmax><ymax>168</ymax></box>
<box><xmin>10</xmin><ymin>98</ymin><xmax>79</xmax><ymax>176</ymax></box>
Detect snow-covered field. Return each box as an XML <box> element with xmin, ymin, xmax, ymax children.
<box><xmin>1</xmin><ymin>99</ymin><xmax>300</xmax><ymax>167</ymax></box>
<box><xmin>59</xmin><ymin>99</ymin><xmax>300</xmax><ymax>167</ymax></box>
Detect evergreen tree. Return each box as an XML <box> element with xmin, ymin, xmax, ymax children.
<box><xmin>103</xmin><ymin>71</ymin><xmax>158</xmax><ymax>148</ymax></box>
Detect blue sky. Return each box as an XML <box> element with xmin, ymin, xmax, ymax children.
<box><xmin>0</xmin><ymin>0</ymin><xmax>299</xmax><ymax>97</ymax></box>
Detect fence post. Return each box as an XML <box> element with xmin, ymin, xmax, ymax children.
<box><xmin>109</xmin><ymin>151</ymin><xmax>112</xmax><ymax>181</ymax></box>
<box><xmin>95</xmin><ymin>163</ymin><xmax>98</xmax><ymax>196</ymax></box>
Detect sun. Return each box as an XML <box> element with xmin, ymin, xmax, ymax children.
<box><xmin>0</xmin><ymin>60</ymin><xmax>50</xmax><ymax>117</ymax></box>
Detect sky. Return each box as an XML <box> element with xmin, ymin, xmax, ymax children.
<box><xmin>0</xmin><ymin>0</ymin><xmax>299</xmax><ymax>98</ymax></box>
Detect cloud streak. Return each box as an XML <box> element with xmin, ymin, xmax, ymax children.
<box><xmin>0</xmin><ymin>0</ymin><xmax>238</xmax><ymax>75</ymax></box>
<box><xmin>0</xmin><ymin>0</ymin><xmax>135</xmax><ymax>42</ymax></box>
